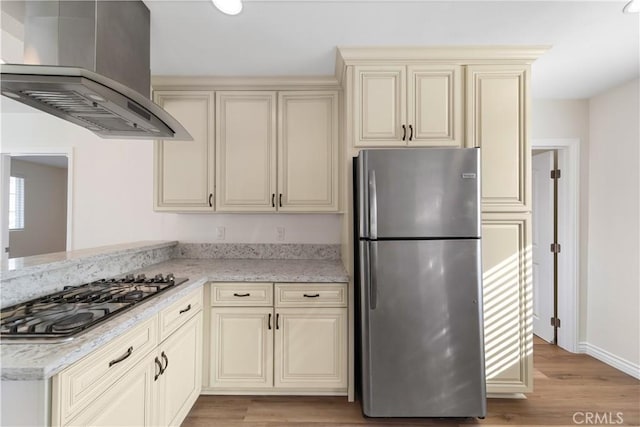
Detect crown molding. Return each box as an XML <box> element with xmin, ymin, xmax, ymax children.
<box><xmin>335</xmin><ymin>45</ymin><xmax>550</xmax><ymax>83</ymax></box>
<box><xmin>151</xmin><ymin>75</ymin><xmax>340</xmax><ymax>91</ymax></box>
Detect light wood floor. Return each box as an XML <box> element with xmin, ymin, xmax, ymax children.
<box><xmin>182</xmin><ymin>337</ymin><xmax>640</xmax><ymax>426</ymax></box>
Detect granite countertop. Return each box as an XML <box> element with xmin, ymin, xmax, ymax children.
<box><xmin>1</xmin><ymin>257</ymin><xmax>349</xmax><ymax>381</ymax></box>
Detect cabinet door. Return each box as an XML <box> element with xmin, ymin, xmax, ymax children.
<box><xmin>278</xmin><ymin>91</ymin><xmax>339</xmax><ymax>212</ymax></box>
<box><xmin>158</xmin><ymin>313</ymin><xmax>203</xmax><ymax>427</ymax></box>
<box><xmin>209</xmin><ymin>307</ymin><xmax>274</xmax><ymax>389</ymax></box>
<box><xmin>65</xmin><ymin>358</ymin><xmax>155</xmax><ymax>427</ymax></box>
<box><xmin>154</xmin><ymin>91</ymin><xmax>215</xmax><ymax>211</ymax></box>
<box><xmin>407</xmin><ymin>65</ymin><xmax>462</xmax><ymax>147</ymax></box>
<box><xmin>216</xmin><ymin>91</ymin><xmax>277</xmax><ymax>212</ymax></box>
<box><xmin>274</xmin><ymin>308</ymin><xmax>347</xmax><ymax>391</ymax></box>
<box><xmin>466</xmin><ymin>65</ymin><xmax>530</xmax><ymax>211</ymax></box>
<box><xmin>353</xmin><ymin>66</ymin><xmax>406</xmax><ymax>147</ymax></box>
<box><xmin>482</xmin><ymin>213</ymin><xmax>533</xmax><ymax>394</ymax></box>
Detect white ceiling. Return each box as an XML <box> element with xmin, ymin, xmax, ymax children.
<box><xmin>145</xmin><ymin>0</ymin><xmax>639</xmax><ymax>99</ymax></box>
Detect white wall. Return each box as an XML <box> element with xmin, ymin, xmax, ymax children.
<box><xmin>0</xmin><ymin>103</ymin><xmax>342</xmax><ymax>251</ymax></box>
<box><xmin>532</xmin><ymin>99</ymin><xmax>590</xmax><ymax>341</ymax></box>
<box><xmin>586</xmin><ymin>78</ymin><xmax>639</xmax><ymax>372</ymax></box>
<box><xmin>9</xmin><ymin>159</ymin><xmax>67</xmax><ymax>257</ymax></box>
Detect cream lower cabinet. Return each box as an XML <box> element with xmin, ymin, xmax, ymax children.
<box><xmin>64</xmin><ymin>357</ymin><xmax>156</xmax><ymax>427</ymax></box>
<box><xmin>52</xmin><ymin>288</ymin><xmax>203</xmax><ymax>427</ymax></box>
<box><xmin>206</xmin><ymin>282</ymin><xmax>347</xmax><ymax>394</ymax></box>
<box><xmin>482</xmin><ymin>213</ymin><xmax>533</xmax><ymax>394</ymax></box>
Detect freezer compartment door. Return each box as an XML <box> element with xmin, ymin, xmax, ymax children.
<box><xmin>360</xmin><ymin>239</ymin><xmax>486</xmax><ymax>417</ymax></box>
<box><xmin>357</xmin><ymin>148</ymin><xmax>480</xmax><ymax>239</ymax></box>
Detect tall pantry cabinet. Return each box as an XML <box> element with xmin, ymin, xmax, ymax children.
<box><xmin>337</xmin><ymin>47</ymin><xmax>545</xmax><ymax>397</ymax></box>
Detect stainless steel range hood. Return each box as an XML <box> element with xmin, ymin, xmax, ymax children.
<box><xmin>0</xmin><ymin>0</ymin><xmax>191</xmax><ymax>140</ymax></box>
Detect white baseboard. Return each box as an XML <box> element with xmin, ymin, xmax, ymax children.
<box><xmin>578</xmin><ymin>342</ymin><xmax>640</xmax><ymax>379</ymax></box>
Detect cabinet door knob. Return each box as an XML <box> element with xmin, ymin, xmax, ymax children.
<box><xmin>402</xmin><ymin>124</ymin><xmax>406</xmax><ymax>141</ymax></box>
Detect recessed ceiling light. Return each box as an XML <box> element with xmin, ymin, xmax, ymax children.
<box><xmin>212</xmin><ymin>0</ymin><xmax>243</xmax><ymax>16</ymax></box>
<box><xmin>623</xmin><ymin>0</ymin><xmax>639</xmax><ymax>13</ymax></box>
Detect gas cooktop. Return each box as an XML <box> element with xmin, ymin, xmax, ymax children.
<box><xmin>0</xmin><ymin>273</ymin><xmax>188</xmax><ymax>343</ymax></box>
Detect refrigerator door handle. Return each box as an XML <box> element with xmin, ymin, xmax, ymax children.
<box><xmin>369</xmin><ymin>241</ymin><xmax>378</xmax><ymax>310</ymax></box>
<box><xmin>369</xmin><ymin>170</ymin><xmax>378</xmax><ymax>240</ymax></box>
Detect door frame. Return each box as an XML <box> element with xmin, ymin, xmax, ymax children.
<box><xmin>531</xmin><ymin>138</ymin><xmax>580</xmax><ymax>353</ymax></box>
<box><xmin>0</xmin><ymin>147</ymin><xmax>74</xmax><ymax>262</ymax></box>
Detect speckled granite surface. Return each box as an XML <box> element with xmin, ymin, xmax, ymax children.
<box><xmin>0</xmin><ymin>241</ymin><xmax>178</xmax><ymax>308</ymax></box>
<box><xmin>174</xmin><ymin>243</ymin><xmax>341</xmax><ymax>260</ymax></box>
<box><xmin>1</xmin><ymin>250</ymin><xmax>349</xmax><ymax>380</ymax></box>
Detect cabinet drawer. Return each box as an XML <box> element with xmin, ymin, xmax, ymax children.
<box><xmin>159</xmin><ymin>287</ymin><xmax>203</xmax><ymax>342</ymax></box>
<box><xmin>52</xmin><ymin>316</ymin><xmax>158</xmax><ymax>423</ymax></box>
<box><xmin>275</xmin><ymin>283</ymin><xmax>347</xmax><ymax>307</ymax></box>
<box><xmin>210</xmin><ymin>283</ymin><xmax>273</xmax><ymax>306</ymax></box>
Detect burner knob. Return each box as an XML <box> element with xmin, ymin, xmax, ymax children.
<box><xmin>124</xmin><ymin>274</ymin><xmax>135</xmax><ymax>282</ymax></box>
<box><xmin>135</xmin><ymin>274</ymin><xmax>146</xmax><ymax>283</ymax></box>
<box><xmin>154</xmin><ymin>274</ymin><xmax>164</xmax><ymax>282</ymax></box>
<box><xmin>166</xmin><ymin>273</ymin><xmax>175</xmax><ymax>282</ymax></box>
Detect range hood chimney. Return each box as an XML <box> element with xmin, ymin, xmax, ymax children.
<box><xmin>0</xmin><ymin>0</ymin><xmax>191</xmax><ymax>140</ymax></box>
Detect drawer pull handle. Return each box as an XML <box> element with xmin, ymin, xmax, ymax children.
<box><xmin>154</xmin><ymin>357</ymin><xmax>163</xmax><ymax>381</ymax></box>
<box><xmin>179</xmin><ymin>304</ymin><xmax>192</xmax><ymax>314</ymax></box>
<box><xmin>161</xmin><ymin>351</ymin><xmax>169</xmax><ymax>373</ymax></box>
<box><xmin>109</xmin><ymin>346</ymin><xmax>133</xmax><ymax>367</ymax></box>
<box><xmin>303</xmin><ymin>293</ymin><xmax>320</xmax><ymax>298</ymax></box>
<box><xmin>233</xmin><ymin>293</ymin><xmax>251</xmax><ymax>297</ymax></box>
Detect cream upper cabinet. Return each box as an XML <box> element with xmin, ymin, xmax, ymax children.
<box><xmin>466</xmin><ymin>65</ymin><xmax>530</xmax><ymax>212</ymax></box>
<box><xmin>278</xmin><ymin>91</ymin><xmax>339</xmax><ymax>212</ymax></box>
<box><xmin>482</xmin><ymin>212</ymin><xmax>533</xmax><ymax>394</ymax></box>
<box><xmin>215</xmin><ymin>90</ymin><xmax>339</xmax><ymax>212</ymax></box>
<box><xmin>353</xmin><ymin>64</ymin><xmax>462</xmax><ymax>147</ymax></box>
<box><xmin>215</xmin><ymin>91</ymin><xmax>277</xmax><ymax>212</ymax></box>
<box><xmin>154</xmin><ymin>91</ymin><xmax>215</xmax><ymax>211</ymax></box>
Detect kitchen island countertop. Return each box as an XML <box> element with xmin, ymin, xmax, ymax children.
<box><xmin>1</xmin><ymin>257</ymin><xmax>348</xmax><ymax>381</ymax></box>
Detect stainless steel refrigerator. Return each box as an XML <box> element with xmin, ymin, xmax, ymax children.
<box><xmin>354</xmin><ymin>148</ymin><xmax>486</xmax><ymax>418</ymax></box>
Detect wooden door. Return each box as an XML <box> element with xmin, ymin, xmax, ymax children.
<box><xmin>274</xmin><ymin>308</ymin><xmax>347</xmax><ymax>391</ymax></box>
<box><xmin>209</xmin><ymin>307</ymin><xmax>274</xmax><ymax>389</ymax></box>
<box><xmin>216</xmin><ymin>91</ymin><xmax>277</xmax><ymax>211</ymax></box>
<box><xmin>278</xmin><ymin>91</ymin><xmax>339</xmax><ymax>212</ymax></box>
<box><xmin>154</xmin><ymin>91</ymin><xmax>215</xmax><ymax>211</ymax></box>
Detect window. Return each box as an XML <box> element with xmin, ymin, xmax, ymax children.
<box><xmin>9</xmin><ymin>176</ymin><xmax>24</xmax><ymax>230</ymax></box>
